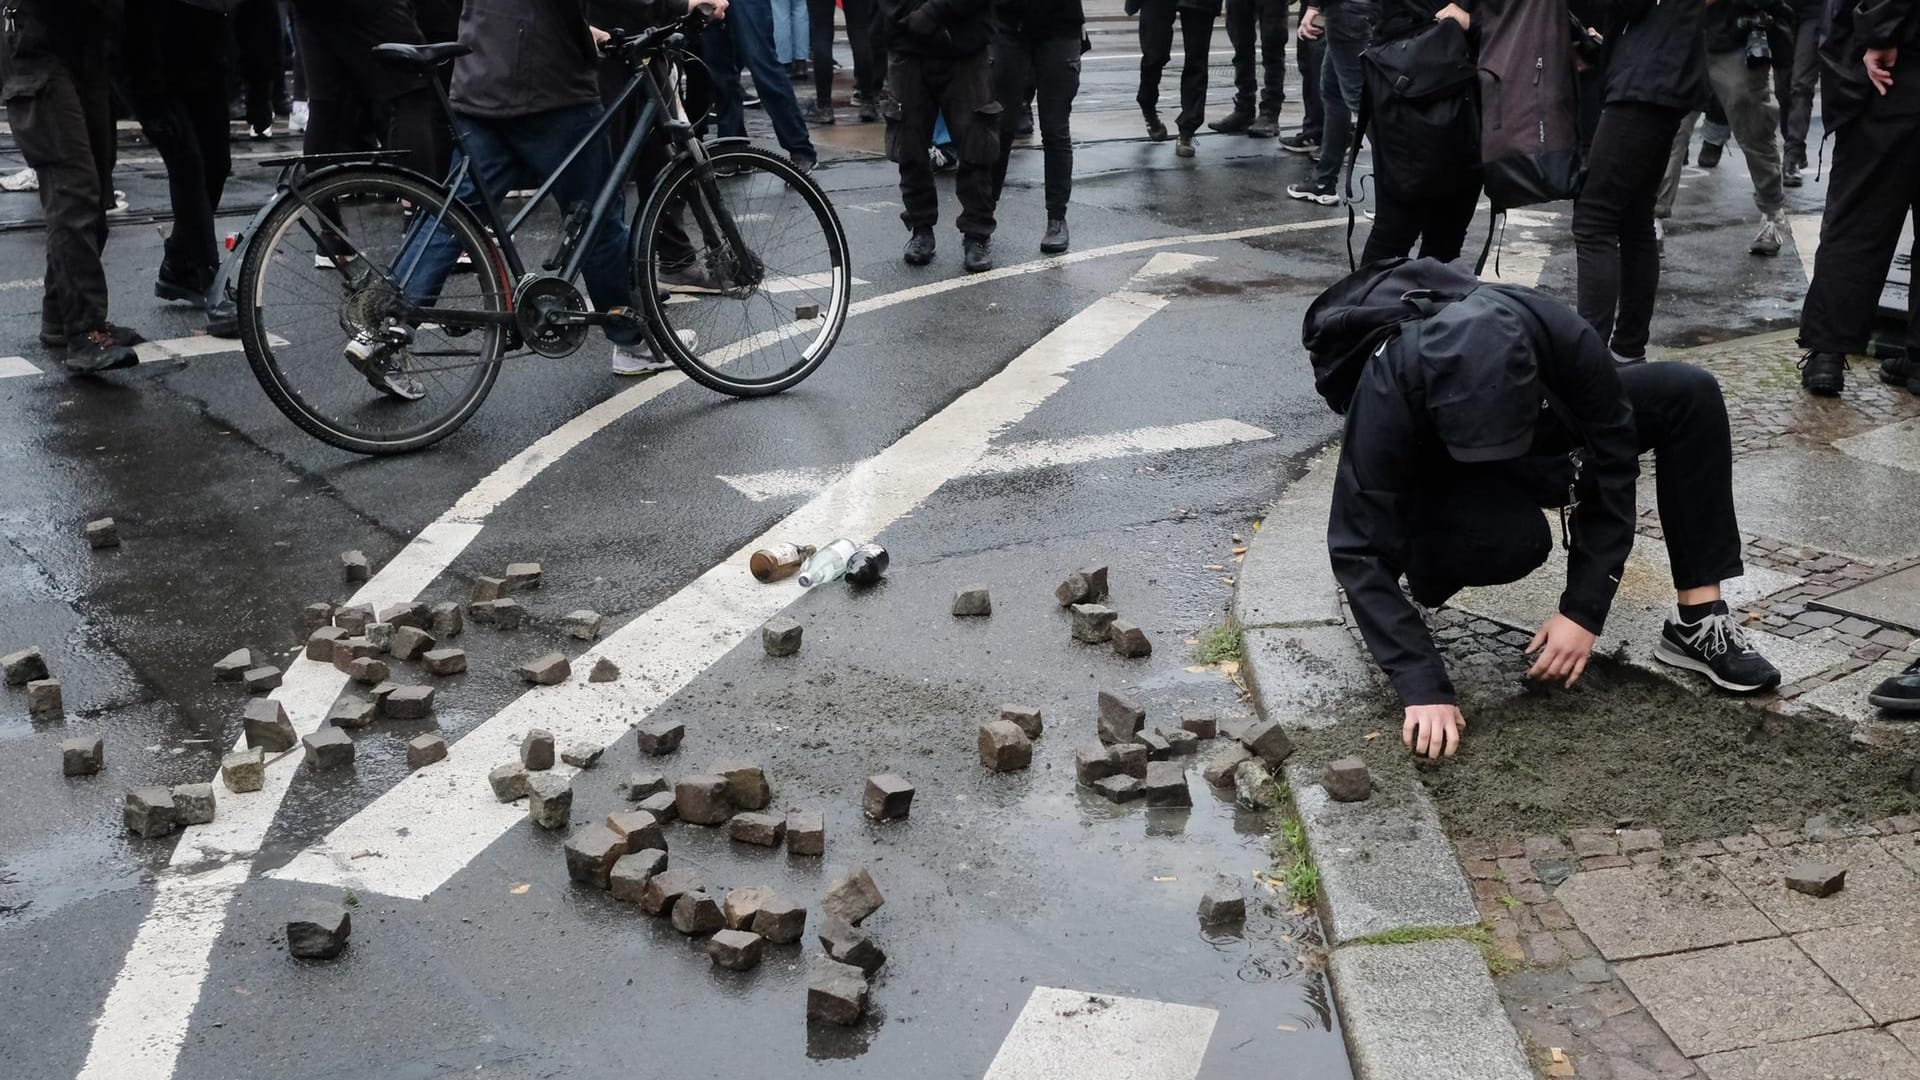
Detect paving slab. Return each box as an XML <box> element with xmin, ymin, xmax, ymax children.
<box><xmin>1615</xmin><ymin>938</ymin><xmax>1872</xmax><ymax>1056</ymax></box>
<box><xmin>1287</xmin><ymin>762</ymin><xmax>1480</xmax><ymax>945</ymax></box>
<box><xmin>1895</xmin><ymin>1020</ymin><xmax>1920</xmax><ymax>1059</ymax></box>
<box><xmin>980</xmin><ymin>986</ymin><xmax>1218</xmax><ymax>1080</ymax></box>
<box><xmin>1834</xmin><ymin>416</ymin><xmax>1920</xmax><ymax>478</ymax></box>
<box><xmin>1243</xmin><ymin>625</ymin><xmax>1387</xmax><ymax>731</ymax></box>
<box><xmin>1886</xmin><ymin>832</ymin><xmax>1920</xmax><ymax>878</ymax></box>
<box><xmin>1811</xmin><ymin>564</ymin><xmax>1920</xmax><ymax>635</ymax></box>
<box><xmin>1710</xmin><ymin>838</ymin><xmax>1920</xmax><ymax>933</ymax></box>
<box><xmin>1747</xmin><ymin>628</ymin><xmax>1851</xmax><ymax>687</ymax></box>
<box><xmin>1327</xmin><ymin>940</ymin><xmax>1534</xmax><ymax>1080</ymax></box>
<box><xmin>1555</xmin><ymin>862</ymin><xmax>1778</xmax><ymax>961</ymax></box>
<box><xmin>1794</xmin><ymin>919</ymin><xmax>1920</xmax><ymax>1024</ymax></box>
<box><xmin>1797</xmin><ymin>658</ymin><xmax>1917</xmax><ymax>727</ymax></box>
<box><xmin>1232</xmin><ymin>453</ymin><xmax>1342</xmax><ymax>629</ymax></box>
<box><xmin>1695</xmin><ymin>1028</ymin><xmax>1920</xmax><ymax>1080</ymax></box>
<box><xmin>1731</xmin><ymin>447</ymin><xmax>1920</xmax><ymax>562</ymax></box>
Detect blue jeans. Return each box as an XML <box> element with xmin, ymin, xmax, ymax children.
<box><xmin>1311</xmin><ymin>32</ymin><xmax>1368</xmax><ymax>190</ymax></box>
<box><xmin>399</xmin><ymin>103</ymin><xmax>641</xmax><ymax>346</ymax></box>
<box><xmin>771</xmin><ymin>0</ymin><xmax>809</xmax><ymax>64</ymax></box>
<box><xmin>702</xmin><ymin>0</ymin><xmax>817</xmax><ymax>161</ymax></box>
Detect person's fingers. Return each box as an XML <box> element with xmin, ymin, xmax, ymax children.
<box><xmin>1443</xmin><ymin>718</ymin><xmax>1460</xmax><ymax>757</ymax></box>
<box><xmin>1414</xmin><ymin>717</ymin><xmax>1433</xmax><ymax>757</ymax></box>
<box><xmin>1568</xmin><ymin>654</ymin><xmax>1589</xmax><ymax>687</ymax></box>
<box><xmin>1527</xmin><ymin>625</ymin><xmax>1548</xmax><ymax>654</ymax></box>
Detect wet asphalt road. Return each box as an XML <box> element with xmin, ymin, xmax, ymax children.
<box><xmin>0</xmin><ymin>26</ymin><xmax>1842</xmax><ymax>1080</ymax></box>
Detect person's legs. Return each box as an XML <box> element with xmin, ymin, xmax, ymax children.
<box><xmin>1702</xmin><ymin>93</ymin><xmax>1731</xmax><ymax>147</ymax></box>
<box><xmin>935</xmin><ymin>51</ymin><xmax>1000</xmax><ymax>240</ymax></box>
<box><xmin>728</xmin><ymin>0</ymin><xmax>818</xmax><ymax>161</ymax></box>
<box><xmin>1573</xmin><ymin>103</ymin><xmax>1683</xmax><ymax>357</ymax></box>
<box><xmin>703</xmin><ymin>21</ymin><xmax>747</xmax><ymax>137</ymax></box>
<box><xmin>1360</xmin><ymin>189</ymin><xmax>1422</xmax><ymax>264</ymax></box>
<box><xmin>1222</xmin><ymin>0</ymin><xmax>1257</xmax><ymax>117</ymax></box>
<box><xmin>234</xmin><ymin>0</ymin><xmax>283</xmax><ymax>133</ymax></box>
<box><xmin>1310</xmin><ymin>34</ymin><xmax>1364</xmax><ymax>189</ymax></box>
<box><xmin>1799</xmin><ymin>112</ymin><xmax>1920</xmax><ymax>356</ymax></box>
<box><xmin>398</xmin><ymin>116</ymin><xmax>523</xmax><ymax>308</ymax></box>
<box><xmin>1416</xmin><ymin>180</ymin><xmax>1481</xmax><ymax>263</ymax></box>
<box><xmin>888</xmin><ymin>53</ymin><xmax>941</xmax><ymax>233</ymax></box>
<box><xmin>807</xmin><ymin>0</ymin><xmax>837</xmax><ymax>104</ymax></box>
<box><xmin>1137</xmin><ymin>0</ymin><xmax>1175</xmax><ymax>114</ymax></box>
<box><xmin>1621</xmin><ymin>362</ymin><xmax>1744</xmax><ymax>590</ymax></box>
<box><xmin>11</xmin><ymin>66</ymin><xmax>106</xmax><ymax>340</ymax></box>
<box><xmin>1786</xmin><ymin>13</ymin><xmax>1819</xmax><ymax>166</ymax></box>
<box><xmin>1033</xmin><ymin>36</ymin><xmax>1080</xmax><ymax>220</ymax></box>
<box><xmin>1255</xmin><ymin>0</ymin><xmax>1288</xmax><ymax>118</ymax></box>
<box><xmin>991</xmin><ymin>33</ymin><xmax>1036</xmax><ymax>205</ymax></box>
<box><xmin>1654</xmin><ymin>111</ymin><xmax>1699</xmax><ymax>222</ymax></box>
<box><xmin>842</xmin><ymin>0</ymin><xmax>879</xmax><ymax>102</ymax></box>
<box><xmin>1297</xmin><ymin>33</ymin><xmax>1323</xmax><ymax>140</ymax></box>
<box><xmin>507</xmin><ymin>104</ymin><xmax>643</xmax><ymax>346</ymax></box>
<box><xmin>1174</xmin><ymin>7</ymin><xmax>1216</xmax><ymax>138</ymax></box>
<box><xmin>1707</xmin><ymin>48</ymin><xmax>1784</xmax><ymax>216</ymax></box>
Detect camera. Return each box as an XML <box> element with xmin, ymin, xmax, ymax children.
<box><xmin>1737</xmin><ymin>14</ymin><xmax>1772</xmax><ymax>67</ymax></box>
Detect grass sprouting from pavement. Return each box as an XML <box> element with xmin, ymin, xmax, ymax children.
<box><xmin>1350</xmin><ymin>924</ymin><xmax>1521</xmax><ymax>976</ymax></box>
<box><xmin>1191</xmin><ymin>620</ymin><xmax>1244</xmax><ymax>666</ymax></box>
<box><xmin>1269</xmin><ymin>813</ymin><xmax>1320</xmax><ymax>908</ymax></box>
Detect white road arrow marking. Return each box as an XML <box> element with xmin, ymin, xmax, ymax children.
<box><xmin>983</xmin><ymin>986</ymin><xmax>1219</xmax><ymax>1080</ymax></box>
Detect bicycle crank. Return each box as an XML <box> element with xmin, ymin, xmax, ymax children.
<box><xmin>513</xmin><ymin>275</ymin><xmax>590</xmax><ymax>358</ymax></box>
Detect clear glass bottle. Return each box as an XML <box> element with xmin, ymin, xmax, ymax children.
<box><xmin>795</xmin><ymin>538</ymin><xmax>859</xmax><ymax>587</ymax></box>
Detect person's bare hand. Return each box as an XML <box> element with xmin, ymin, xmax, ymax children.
<box><xmin>1867</xmin><ymin>47</ymin><xmax>1898</xmax><ymax>95</ymax></box>
<box><xmin>590</xmin><ymin>25</ymin><xmax>611</xmax><ymax>47</ymax></box>
<box><xmin>700</xmin><ymin>0</ymin><xmax>731</xmax><ymax>19</ymax></box>
<box><xmin>1300</xmin><ymin>8</ymin><xmax>1325</xmax><ymax>40</ymax></box>
<box><xmin>1435</xmin><ymin>3</ymin><xmax>1470</xmax><ymax>29</ymax></box>
<box><xmin>1404</xmin><ymin>704</ymin><xmax>1465</xmax><ymax>759</ymax></box>
<box><xmin>1526</xmin><ymin>613</ymin><xmax>1597</xmax><ymax>687</ymax></box>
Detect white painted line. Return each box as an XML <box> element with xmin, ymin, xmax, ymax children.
<box><xmin>1789</xmin><ymin>211</ymin><xmax>1821</xmax><ymax>284</ymax></box>
<box><xmin>0</xmin><ymin>275</ymin><xmax>43</xmax><ymax>291</ymax></box>
<box><xmin>717</xmin><ymin>418</ymin><xmax>1277</xmax><ymax>501</ymax></box>
<box><xmin>663</xmin><ymin>272</ymin><xmax>871</xmax><ymax>305</ymax></box>
<box><xmin>269</xmin><ymin>252</ymin><xmax>1205</xmax><ymax>902</ymax></box>
<box><xmin>132</xmin><ymin>333</ymin><xmax>289</xmax><ymax>366</ymax></box>
<box><xmin>0</xmin><ymin>354</ymin><xmax>40</xmax><ymax>379</ymax></box>
<box><xmin>982</xmin><ymin>986</ymin><xmax>1219</xmax><ymax>1080</ymax></box>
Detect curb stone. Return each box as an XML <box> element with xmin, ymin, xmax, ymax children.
<box><xmin>1237</xmin><ymin>446</ymin><xmax>1531</xmax><ymax>1080</ymax></box>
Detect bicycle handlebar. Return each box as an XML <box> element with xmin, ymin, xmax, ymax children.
<box><xmin>604</xmin><ymin>7</ymin><xmax>716</xmax><ymax>61</ymax></box>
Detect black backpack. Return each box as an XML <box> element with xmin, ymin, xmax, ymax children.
<box><xmin>1476</xmin><ymin>0</ymin><xmax>1583</xmax><ymax>211</ymax></box>
<box><xmin>1347</xmin><ymin>19</ymin><xmax>1481</xmax><ymax>205</ymax></box>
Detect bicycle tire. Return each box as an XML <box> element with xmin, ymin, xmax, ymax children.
<box><xmin>634</xmin><ymin>145</ymin><xmax>850</xmax><ymax>397</ymax></box>
<box><xmin>237</xmin><ymin>166</ymin><xmax>510</xmax><ymax>455</ymax></box>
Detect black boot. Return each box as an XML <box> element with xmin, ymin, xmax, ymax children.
<box><xmin>1869</xmin><ymin>658</ymin><xmax>1920</xmax><ymax>714</ymax></box>
<box><xmin>903</xmin><ymin>226</ymin><xmax>936</xmax><ymax>266</ymax></box>
<box><xmin>1142</xmin><ymin>107</ymin><xmax>1169</xmax><ymax>141</ymax></box>
<box><xmin>63</xmin><ymin>327</ymin><xmax>139</xmax><ymax>374</ymax></box>
<box><xmin>1041</xmin><ymin>218</ymin><xmax>1069</xmax><ymax>255</ymax></box>
<box><xmin>1208</xmin><ymin>108</ymin><xmax>1253</xmax><ymax>134</ymax></box>
<box><xmin>1798</xmin><ymin>351</ymin><xmax>1847</xmax><ymax>396</ymax></box>
<box><xmin>1698</xmin><ymin>141</ymin><xmax>1724</xmax><ymax>168</ymax></box>
<box><xmin>155</xmin><ymin>261</ymin><xmax>212</xmax><ymax>304</ymax></box>
<box><xmin>1245</xmin><ymin>113</ymin><xmax>1280</xmax><ymax>138</ymax></box>
<box><xmin>962</xmin><ymin>233</ymin><xmax>994</xmax><ymax>274</ymax></box>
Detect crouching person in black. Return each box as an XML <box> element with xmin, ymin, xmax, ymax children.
<box><xmin>1303</xmin><ymin>259</ymin><xmax>1780</xmax><ymax>758</ymax></box>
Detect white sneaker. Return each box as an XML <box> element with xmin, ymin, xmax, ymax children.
<box><xmin>289</xmin><ymin>100</ymin><xmax>308</xmax><ymax>133</ymax></box>
<box><xmin>1750</xmin><ymin>211</ymin><xmax>1787</xmax><ymax>257</ymax></box>
<box><xmin>610</xmin><ymin>329</ymin><xmax>697</xmax><ymax>376</ymax></box>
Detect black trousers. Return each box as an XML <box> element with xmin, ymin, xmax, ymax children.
<box><xmin>1223</xmin><ymin>0</ymin><xmax>1287</xmax><ymax>116</ymax></box>
<box><xmin>1781</xmin><ymin>12</ymin><xmax>1819</xmax><ymax>164</ymax></box>
<box><xmin>1800</xmin><ymin>110</ymin><xmax>1920</xmax><ymax>355</ymax></box>
<box><xmin>1138</xmin><ymin>0</ymin><xmax>1216</xmax><ymax>137</ymax></box>
<box><xmin>7</xmin><ymin>55</ymin><xmax>115</xmax><ymax>339</ymax></box>
<box><xmin>887</xmin><ymin>51</ymin><xmax>999</xmax><ymax>237</ymax></box>
<box><xmin>233</xmin><ymin>0</ymin><xmax>286</xmax><ymax>130</ymax></box>
<box><xmin>127</xmin><ymin>1</ymin><xmax>233</xmax><ymax>284</ymax></box>
<box><xmin>1298</xmin><ymin>11</ymin><xmax>1323</xmax><ymax>139</ymax></box>
<box><xmin>290</xmin><ymin>0</ymin><xmax>448</xmax><ymax>178</ymax></box>
<box><xmin>992</xmin><ymin>32</ymin><xmax>1080</xmax><ymax>221</ymax></box>
<box><xmin>1410</xmin><ymin>362</ymin><xmax>1744</xmax><ymax>603</ymax></box>
<box><xmin>1573</xmin><ymin>102</ymin><xmax>1686</xmax><ymax>360</ymax></box>
<box><xmin>807</xmin><ymin>0</ymin><xmax>878</xmax><ymax>104</ymax></box>
<box><xmin>1362</xmin><ymin>179</ymin><xmax>1480</xmax><ymax>265</ymax></box>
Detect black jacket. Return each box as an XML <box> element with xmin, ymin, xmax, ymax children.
<box><xmin>1305</xmin><ymin>260</ymin><xmax>1639</xmax><ymax>708</ymax></box>
<box><xmin>0</xmin><ymin>0</ymin><xmax>119</xmax><ymax>94</ymax></box>
<box><xmin>880</xmin><ymin>0</ymin><xmax>993</xmax><ymax>56</ymax></box>
<box><xmin>994</xmin><ymin>0</ymin><xmax>1084</xmax><ymax>38</ymax></box>
<box><xmin>1822</xmin><ymin>0</ymin><xmax>1920</xmax><ymax>128</ymax></box>
<box><xmin>1603</xmin><ymin>0</ymin><xmax>1709</xmax><ymax>110</ymax></box>
<box><xmin>1703</xmin><ymin>0</ymin><xmax>1793</xmax><ymax>54</ymax></box>
<box><xmin>451</xmin><ymin>0</ymin><xmax>603</xmax><ymax>119</ymax></box>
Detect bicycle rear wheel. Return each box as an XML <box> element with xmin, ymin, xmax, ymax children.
<box><xmin>634</xmin><ymin>145</ymin><xmax>850</xmax><ymax>396</ymax></box>
<box><xmin>237</xmin><ymin>166</ymin><xmax>510</xmax><ymax>455</ymax></box>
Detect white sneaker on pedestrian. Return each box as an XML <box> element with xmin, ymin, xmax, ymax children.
<box><xmin>289</xmin><ymin>100</ymin><xmax>308</xmax><ymax>133</ymax></box>
<box><xmin>1750</xmin><ymin>211</ymin><xmax>1787</xmax><ymax>257</ymax></box>
<box><xmin>610</xmin><ymin>329</ymin><xmax>698</xmax><ymax>376</ymax></box>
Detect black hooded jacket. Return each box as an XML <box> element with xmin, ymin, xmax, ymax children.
<box><xmin>1822</xmin><ymin>0</ymin><xmax>1920</xmax><ymax>129</ymax></box>
<box><xmin>878</xmin><ymin>0</ymin><xmax>994</xmax><ymax>56</ymax></box>
<box><xmin>1603</xmin><ymin>0</ymin><xmax>1709</xmax><ymax>111</ymax></box>
<box><xmin>1303</xmin><ymin>260</ymin><xmax>1640</xmax><ymax>708</ymax></box>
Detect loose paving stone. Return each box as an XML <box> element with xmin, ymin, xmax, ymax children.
<box><xmin>330</xmin><ymin>637</ymin><xmax>378</xmax><ymax>672</ymax></box>
<box><xmin>340</xmin><ymin>550</ymin><xmax>370</xmax><ymax>583</ymax></box>
<box><xmin>1323</xmin><ymin>757</ymin><xmax>1372</xmax><ymax>802</ymax></box>
<box><xmin>1695</xmin><ymin>1028</ymin><xmax>1920</xmax><ymax>1080</ymax></box>
<box><xmin>388</xmin><ymin>626</ymin><xmax>435</xmax><ymax>661</ymax></box>
<box><xmin>1202</xmin><ymin>743</ymin><xmax>1254</xmax><ymax>787</ymax></box>
<box><xmin>999</xmin><ymin>705</ymin><xmax>1043</xmax><ymax>739</ymax></box>
<box><xmin>346</xmin><ymin>657</ymin><xmax>389</xmax><ymax>686</ymax></box>
<box><xmin>978</xmin><ymin>720</ymin><xmax>1033</xmax><ymax>772</ymax></box>
<box><xmin>1786</xmin><ymin>861</ymin><xmax>1848</xmax><ymax>897</ymax></box>
<box><xmin>1055</xmin><ymin>571</ymin><xmax>1095</xmax><ymax>607</ymax></box>
<box><xmin>1143</xmin><ymin>761</ymin><xmax>1191</xmax><ymax>808</ymax></box>
<box><xmin>1618</xmin><ymin>827</ymin><xmax>1664</xmax><ymax>854</ymax></box>
<box><xmin>1163</xmin><ymin>729</ymin><xmax>1199</xmax><ymax>755</ymax></box>
<box><xmin>1239</xmin><ymin>719</ymin><xmax>1296</xmax><ymax>767</ymax></box>
<box><xmin>752</xmin><ymin>896</ymin><xmax>808</xmax><ymax>943</ymax></box>
<box><xmin>762</xmin><ymin>618</ymin><xmax>803</xmax><ymax>657</ymax></box>
<box><xmin>1711</xmin><ymin>839</ymin><xmax>1920</xmax><ymax>933</ymax></box>
<box><xmin>470</xmin><ymin>577</ymin><xmax>508</xmax><ymax>605</ymax></box>
<box><xmin>333</xmin><ymin>604</ymin><xmax>374</xmax><ymax>634</ymax></box>
<box><xmin>1094</xmin><ymin>774</ymin><xmax>1146</xmax><ymax>803</ymax></box>
<box><xmin>124</xmin><ymin>787</ymin><xmax>176</xmax><ymax>838</ymax></box>
<box><xmin>638</xmin><ymin>791</ymin><xmax>677</xmax><ymax>821</ymax></box>
<box><xmin>562</xmin><ymin>609</ymin><xmax>602</xmax><ymax>641</ymax></box>
<box><xmin>1330</xmin><ymin>940</ymin><xmax>1535</xmax><ymax>1080</ymax></box>
<box><xmin>286</xmin><ymin>903</ymin><xmax>351</xmax><ymax>960</ymax></box>
<box><xmin>605</xmin><ymin>809</ymin><xmax>666</xmax><ymax>851</ymax></box>
<box><xmin>406</xmin><ymin>734</ymin><xmax>447</xmax><ymax>769</ymax></box>
<box><xmin>1071</xmin><ymin>604</ymin><xmax>1119</xmax><ymax>644</ymax></box>
<box><xmin>170</xmin><ymin>783</ymin><xmax>215</xmax><ymax>826</ymax></box>
<box><xmin>303</xmin><ymin>603</ymin><xmax>335</xmax><ymax>629</ymax></box>
<box><xmin>1110</xmin><ymin>621</ymin><xmax>1152</xmax><ymax>658</ymax></box>
<box><xmin>1075</xmin><ymin>744</ymin><xmax>1118</xmax><ymax>785</ymax></box>
<box><xmin>1197</xmin><ymin>888</ymin><xmax>1246</xmax><ymax>926</ymax></box>
<box><xmin>243</xmin><ymin>665</ymin><xmax>283</xmax><ymax>692</ymax></box>
<box><xmin>819</xmin><ymin>914</ymin><xmax>887</xmax><ymax>973</ymax></box>
<box><xmin>212</xmin><ymin>648</ymin><xmax>256</xmax><ymax>682</ymax></box>
<box><xmin>476</xmin><ymin>598</ymin><xmax>523</xmax><ymax>629</ymax></box>
<box><xmin>730</xmin><ymin>812</ymin><xmax>786</xmax><ymax>847</ymax></box>
<box><xmin>1557</xmin><ymin>861</ymin><xmax>1778</xmax><ymax>960</ymax></box>
<box><xmin>822</xmin><ymin>865</ymin><xmax>884</xmax><ymax>925</ymax></box>
<box><xmin>672</xmin><ymin>891</ymin><xmax>725</xmax><ymax>935</ymax></box>
<box><xmin>26</xmin><ymin>679</ymin><xmax>62</xmax><ymax>720</ymax></box>
<box><xmin>365</xmin><ymin>622</ymin><xmax>395</xmax><ymax>653</ymax></box>
<box><xmin>527</xmin><ymin>773</ymin><xmax>573</xmax><ymax>829</ymax></box>
<box><xmin>620</xmin><ymin>772</ymin><xmax>669</xmax><ymax>802</ymax></box>
<box><xmin>504</xmin><ymin>562</ymin><xmax>542</xmax><ymax>590</ymax></box>
<box><xmin>62</xmin><ymin>736</ymin><xmax>103</xmax><ymax>777</ymax></box>
<box><xmin>517</xmin><ymin>652</ymin><xmax>570</xmax><ymax>686</ymax></box>
<box><xmin>1081</xmin><ymin>565</ymin><xmax>1110</xmax><ymax>598</ymax></box>
<box><xmin>636</xmin><ymin>720</ymin><xmax>684</xmax><ymax>756</ymax></box>
<box><xmin>610</xmin><ymin>850</ymin><xmax>668</xmax><ymax>903</ymax></box>
<box><xmin>370</xmin><ymin>681</ymin><xmax>401</xmax><ymax>709</ymax></box>
<box><xmin>382</xmin><ymin>685</ymin><xmax>435</xmax><ymax>720</ymax></box>
<box><xmin>952</xmin><ymin>587</ymin><xmax>992</xmax><ymax>617</ymax></box>
<box><xmin>421</xmin><ymin>648</ymin><xmax>467</xmax><ymax>676</ymax></box>
<box><xmin>379</xmin><ymin>603</ymin><xmax>430</xmax><ymax>631</ymax></box>
<box><xmin>863</xmin><ymin>774</ymin><xmax>913</xmax><ymax>820</ymax></box>
<box><xmin>1616</xmin><ymin>938</ymin><xmax>1871</xmax><ymax>1056</ymax></box>
<box><xmin>1795</xmin><ymin>919</ymin><xmax>1920</xmax><ymax>1025</ymax></box>
<box><xmin>429</xmin><ymin>602</ymin><xmax>463</xmax><ymax>638</ymax></box>
<box><xmin>303</xmin><ymin>727</ymin><xmax>355</xmax><ymax>771</ymax></box>
<box><xmin>1136</xmin><ymin>730</ymin><xmax>1172</xmax><ymax>760</ymax></box>
<box><xmin>560</xmin><ymin>742</ymin><xmax>602</xmax><ymax>769</ymax></box>
<box><xmin>712</xmin><ymin>760</ymin><xmax>771</xmax><ymax>810</ymax></box>
<box><xmin>222</xmin><ymin>748</ymin><xmax>264</xmax><ymax>793</ymax></box>
<box><xmin>1096</xmin><ymin>689</ymin><xmax>1145</xmax><ymax>745</ymax></box>
<box><xmin>3</xmin><ymin>647</ymin><xmax>48</xmax><ymax>685</ymax></box>
<box><xmin>640</xmin><ymin>867</ymin><xmax>704</xmax><ymax>915</ymax></box>
<box><xmin>675</xmin><ymin>774</ymin><xmax>733</xmax><ymax>825</ymax></box>
<box><xmin>1232</xmin><ymin>760</ymin><xmax>1278</xmax><ymax>809</ymax></box>
<box><xmin>1181</xmin><ymin>713</ymin><xmax>1218</xmax><ymax>739</ymax></box>
<box><xmin>807</xmin><ymin>956</ymin><xmax>870</xmax><ymax>1025</ymax></box>
<box><xmin>84</xmin><ymin>517</ymin><xmax>119</xmax><ymax>548</ymax></box>
<box><xmin>243</xmin><ymin>699</ymin><xmax>296</xmax><ymax>752</ymax></box>
<box><xmin>724</xmin><ymin>886</ymin><xmax>778</xmax><ymax>930</ymax></box>
<box><xmin>787</xmin><ymin>811</ymin><xmax>825</xmax><ymax>856</ymax></box>
<box><xmin>708</xmin><ymin>928</ymin><xmax>765</xmax><ymax>971</ymax></box>
<box><xmin>1108</xmin><ymin>743</ymin><xmax>1148</xmax><ymax>779</ymax></box>
<box><xmin>588</xmin><ymin>657</ymin><xmax>619</xmax><ymax>683</ymax></box>
<box><xmin>563</xmin><ymin>823</ymin><xmax>629</xmax><ymax>888</ymax></box>
<box><xmin>488</xmin><ymin>763</ymin><xmax>531</xmax><ymax>802</ymax></box>
<box><xmin>306</xmin><ymin>626</ymin><xmax>346</xmax><ymax>661</ymax></box>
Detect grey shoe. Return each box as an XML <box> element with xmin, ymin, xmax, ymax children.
<box><xmin>1175</xmin><ymin>134</ymin><xmax>1196</xmax><ymax>158</ymax></box>
<box><xmin>343</xmin><ymin>335</ymin><xmax>426</xmax><ymax>401</ymax></box>
<box><xmin>1245</xmin><ymin>114</ymin><xmax>1280</xmax><ymax>138</ymax></box>
<box><xmin>962</xmin><ymin>233</ymin><xmax>993</xmax><ymax>274</ymax></box>
<box><xmin>1040</xmin><ymin>218</ymin><xmax>1068</xmax><ymax>254</ymax></box>
<box><xmin>1208</xmin><ymin>109</ymin><xmax>1253</xmax><ymax>134</ymax></box>
<box><xmin>903</xmin><ymin>226</ymin><xmax>935</xmax><ymax>266</ymax></box>
<box><xmin>62</xmin><ymin>328</ymin><xmax>139</xmax><ymax>374</ymax></box>
<box><xmin>1750</xmin><ymin>211</ymin><xmax>1787</xmax><ymax>257</ymax></box>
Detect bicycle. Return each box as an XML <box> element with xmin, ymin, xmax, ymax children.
<box><xmin>232</xmin><ymin>10</ymin><xmax>850</xmax><ymax>455</ymax></box>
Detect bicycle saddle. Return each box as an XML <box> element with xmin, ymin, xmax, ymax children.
<box><xmin>370</xmin><ymin>42</ymin><xmax>472</xmax><ymax>69</ymax></box>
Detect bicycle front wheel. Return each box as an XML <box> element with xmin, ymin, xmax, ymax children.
<box><xmin>635</xmin><ymin>145</ymin><xmax>850</xmax><ymax>396</ymax></box>
<box><xmin>237</xmin><ymin>166</ymin><xmax>511</xmax><ymax>455</ymax></box>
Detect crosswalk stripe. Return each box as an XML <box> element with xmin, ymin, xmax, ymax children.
<box><xmin>0</xmin><ymin>355</ymin><xmax>41</xmax><ymax>379</ymax></box>
<box><xmin>1790</xmin><ymin>211</ymin><xmax>1821</xmax><ymax>284</ymax></box>
<box><xmin>982</xmin><ymin>986</ymin><xmax>1220</xmax><ymax>1080</ymax></box>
